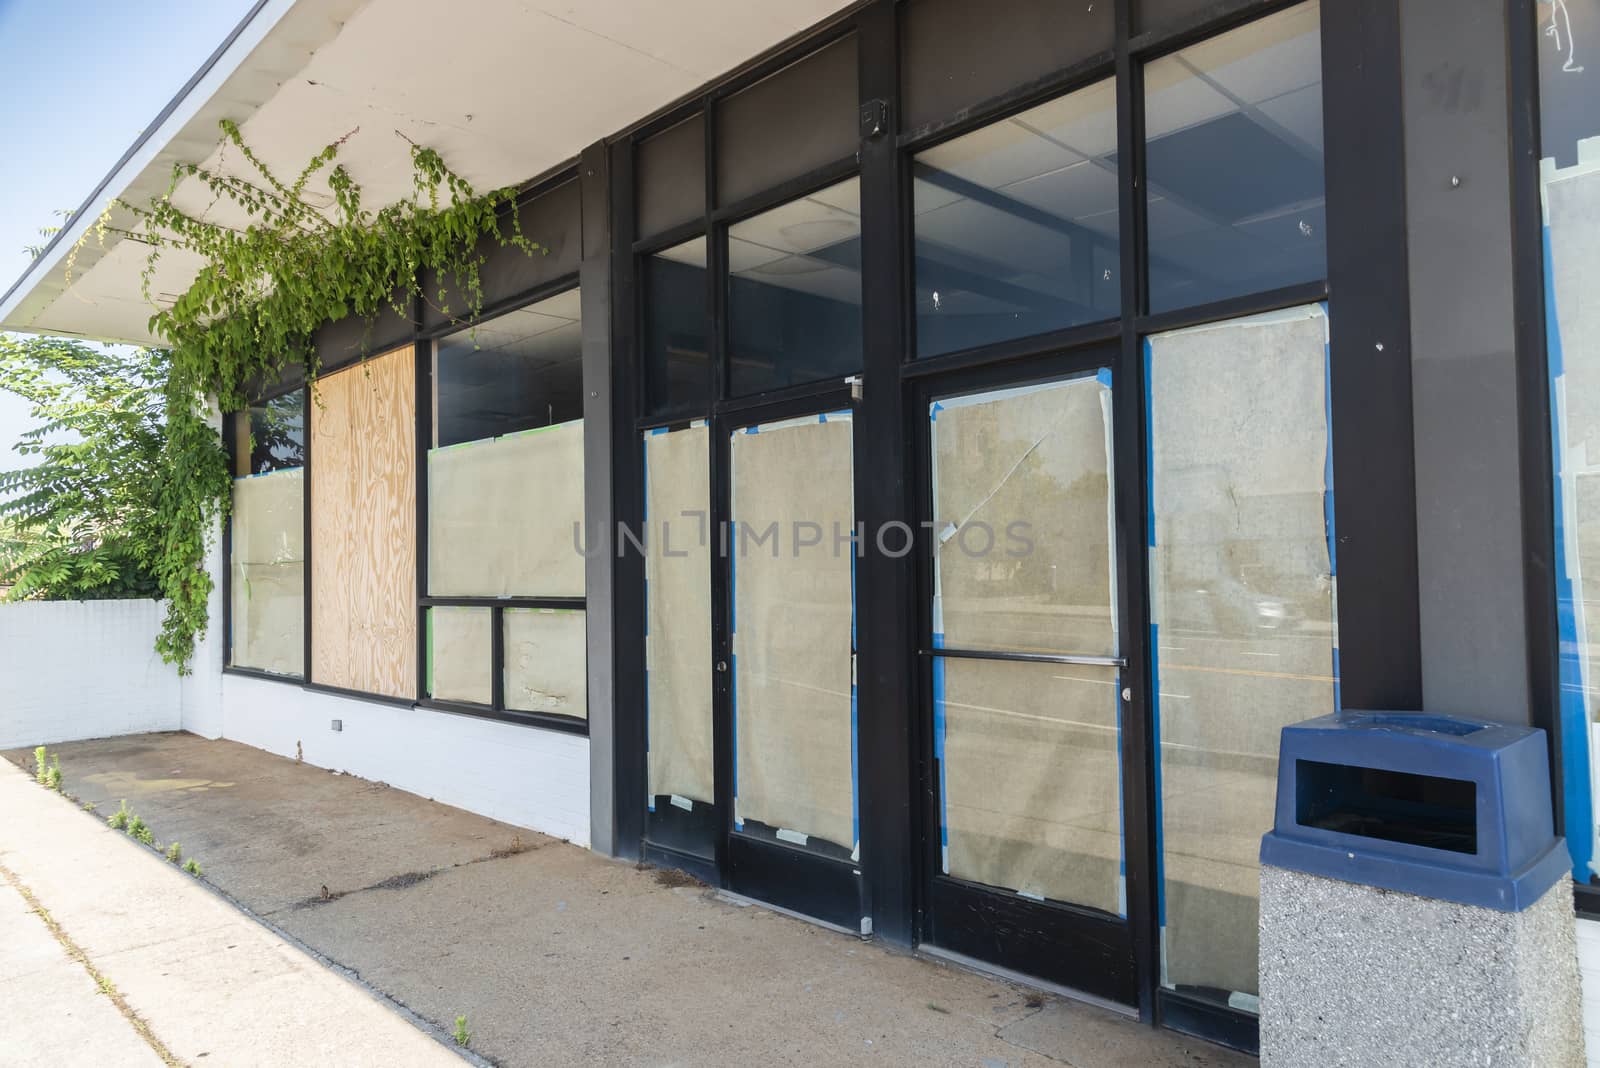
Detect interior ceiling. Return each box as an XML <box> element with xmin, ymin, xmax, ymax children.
<box><xmin>2</xmin><ymin>0</ymin><xmax>856</xmax><ymax>346</ymax></box>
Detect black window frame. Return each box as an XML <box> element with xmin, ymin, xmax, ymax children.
<box><xmin>221</xmin><ymin>165</ymin><xmax>595</xmax><ymax>739</ymax></box>
<box><xmin>610</xmin><ymin>0</ymin><xmax>1419</xmax><ymax>1056</ymax></box>
<box><xmin>416</xmin><ymin>274</ymin><xmax>591</xmax><ymax>737</ymax></box>
<box><xmin>222</xmin><ymin>381</ymin><xmax>310</xmax><ymax>683</ymax></box>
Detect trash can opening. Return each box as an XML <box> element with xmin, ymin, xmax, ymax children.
<box><xmin>1295</xmin><ymin>760</ymin><xmax>1477</xmax><ymax>855</ymax></box>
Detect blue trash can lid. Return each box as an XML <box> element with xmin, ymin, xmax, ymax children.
<box><xmin>1259</xmin><ymin>711</ymin><xmax>1571</xmax><ymax>911</ymax></box>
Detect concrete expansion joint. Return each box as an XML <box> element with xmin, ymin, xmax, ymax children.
<box><xmin>0</xmin><ymin>857</ymin><xmax>183</xmax><ymax>1067</ymax></box>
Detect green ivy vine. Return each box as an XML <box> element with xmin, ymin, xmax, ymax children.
<box><xmin>86</xmin><ymin>120</ymin><xmax>537</xmax><ymax>671</ymax></box>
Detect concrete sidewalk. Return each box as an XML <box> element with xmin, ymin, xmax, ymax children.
<box><xmin>0</xmin><ymin>757</ymin><xmax>462</xmax><ymax>1067</ymax></box>
<box><xmin>6</xmin><ymin>734</ymin><xmax>1252</xmax><ymax>1067</ymax></box>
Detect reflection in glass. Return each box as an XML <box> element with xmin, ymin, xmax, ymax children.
<box><xmin>1143</xmin><ymin>1</ymin><xmax>1324</xmax><ymax>312</ymax></box>
<box><xmin>1538</xmin><ymin>0</ymin><xmax>1600</xmax><ymax>880</ymax></box>
<box><xmin>728</xmin><ymin>180</ymin><xmax>862</xmax><ymax>394</ymax></box>
<box><xmin>931</xmin><ymin>374</ymin><xmax>1116</xmax><ymax>655</ymax></box>
<box><xmin>230</xmin><ymin>388</ymin><xmax>305</xmax><ymax>677</ymax></box>
<box><xmin>1149</xmin><ymin>303</ymin><xmax>1335</xmax><ymax>1007</ymax></box>
<box><xmin>913</xmin><ymin>79</ymin><xmax>1119</xmax><ymax>358</ymax></box>
<box><xmin>234</xmin><ymin>391</ymin><xmax>305</xmax><ymax>476</ymax></box>
<box><xmin>643</xmin><ymin>237</ymin><xmax>710</xmax><ymax>416</ymax></box>
<box><xmin>930</xmin><ymin>374</ymin><xmax>1123</xmax><ymax>915</ymax></box>
<box><xmin>434</xmin><ymin>288</ymin><xmax>583</xmax><ymax>448</ymax></box>
<box><xmin>730</xmin><ymin>413</ymin><xmax>856</xmax><ymax>859</ymax></box>
<box><xmin>938</xmin><ymin>660</ymin><xmax>1124</xmax><ymax>914</ymax></box>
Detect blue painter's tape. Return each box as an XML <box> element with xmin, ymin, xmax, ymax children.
<box><xmin>1115</xmin><ymin>680</ymin><xmax>1126</xmax><ymax>918</ymax></box>
<box><xmin>1321</xmin><ymin>301</ymin><xmax>1341</xmax><ymax>713</ymax></box>
<box><xmin>1144</xmin><ymin>340</ymin><xmax>1167</xmax><ymax>928</ymax></box>
<box><xmin>932</xmin><ymin>632</ymin><xmax>949</xmax><ymax>858</ymax></box>
<box><xmin>731</xmin><ymin>649</ymin><xmax>740</xmax><ymax>828</ymax></box>
<box><xmin>1097</xmin><ymin>366</ymin><xmax>1113</xmax><ymax>390</ymax></box>
<box><xmin>1545</xmin><ymin>224</ymin><xmax>1596</xmax><ymax>882</ymax></box>
<box><xmin>1143</xmin><ymin>339</ymin><xmax>1156</xmax><ymax>550</ymax></box>
<box><xmin>1321</xmin><ymin>302</ymin><xmax>1338</xmax><ymax>581</ymax></box>
<box><xmin>851</xmin><ymin>681</ymin><xmax>860</xmax><ymax>847</ymax></box>
<box><xmin>930</xmin><ymin>401</ymin><xmax>943</xmax><ymax>422</ymax></box>
<box><xmin>642</xmin><ymin>430</ymin><xmax>653</xmax><ymax>813</ymax></box>
<box><xmin>851</xmin><ymin>516</ymin><xmax>860</xmax><ymax>848</ymax></box>
<box><xmin>650</xmin><ymin>426</ymin><xmax>670</xmax><ymax>436</ymax></box>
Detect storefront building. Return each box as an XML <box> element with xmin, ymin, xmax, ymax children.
<box><xmin>5</xmin><ymin>0</ymin><xmax>1599</xmax><ymax>1055</ymax></box>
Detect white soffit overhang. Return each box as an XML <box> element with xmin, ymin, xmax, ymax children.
<box><xmin>0</xmin><ymin>0</ymin><xmax>857</xmax><ymax>346</ymax></box>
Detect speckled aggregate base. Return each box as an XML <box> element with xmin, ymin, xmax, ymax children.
<box><xmin>1259</xmin><ymin>865</ymin><xmax>1584</xmax><ymax>1067</ymax></box>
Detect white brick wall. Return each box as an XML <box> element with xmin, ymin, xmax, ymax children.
<box><xmin>220</xmin><ymin>674</ymin><xmax>591</xmax><ymax>846</ymax></box>
<box><xmin>0</xmin><ymin>599</ymin><xmax>181</xmax><ymax>748</ymax></box>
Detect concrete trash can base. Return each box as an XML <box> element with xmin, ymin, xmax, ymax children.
<box><xmin>1259</xmin><ymin>865</ymin><xmax>1583</xmax><ymax>1067</ymax></box>
<box><xmin>1256</xmin><ymin>712</ymin><xmax>1586</xmax><ymax>1067</ymax></box>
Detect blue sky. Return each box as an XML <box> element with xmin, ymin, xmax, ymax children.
<box><xmin>0</xmin><ymin>0</ymin><xmax>257</xmax><ymax>458</ymax></box>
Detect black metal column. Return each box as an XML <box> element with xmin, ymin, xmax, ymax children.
<box><xmin>1398</xmin><ymin>0</ymin><xmax>1530</xmax><ymax>724</ymax></box>
<box><xmin>580</xmin><ymin>139</ymin><xmax>625</xmax><ymax>855</ymax></box>
<box><xmin>1321</xmin><ymin>0</ymin><xmax>1423</xmax><ymax>713</ymax></box>
<box><xmin>854</xmin><ymin>0</ymin><xmax>918</xmax><ymax>947</ymax></box>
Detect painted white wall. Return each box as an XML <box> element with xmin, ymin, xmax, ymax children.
<box><xmin>1579</xmin><ymin>918</ymin><xmax>1600</xmax><ymax>1064</ymax></box>
<box><xmin>219</xmin><ymin>674</ymin><xmax>591</xmax><ymax>846</ymax></box>
<box><xmin>178</xmin><ymin>406</ymin><xmax>226</xmax><ymax>740</ymax></box>
<box><xmin>0</xmin><ymin>599</ymin><xmax>181</xmax><ymax>748</ymax></box>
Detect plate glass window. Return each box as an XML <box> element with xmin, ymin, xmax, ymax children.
<box><xmin>1142</xmin><ymin>2</ymin><xmax>1325</xmax><ymax>313</ymax></box>
<box><xmin>929</xmin><ymin>373</ymin><xmax>1124</xmax><ymax>914</ymax></box>
<box><xmin>1537</xmin><ymin>0</ymin><xmax>1600</xmax><ymax>885</ymax></box>
<box><xmin>913</xmin><ymin>78</ymin><xmax>1120</xmax><ymax>358</ymax></box>
<box><xmin>426</xmin><ymin>290</ymin><xmax>587</xmax><ymax>723</ymax></box>
<box><xmin>727</xmin><ymin>179</ymin><xmax>863</xmax><ymax>395</ymax></box>
<box><xmin>434</xmin><ymin>288</ymin><xmax>583</xmax><ymax>447</ymax></box>
<box><xmin>1148</xmin><ymin>303</ymin><xmax>1336</xmax><ymax>1010</ymax></box>
<box><xmin>643</xmin><ymin>238</ymin><xmax>710</xmax><ymax>416</ymax></box>
<box><xmin>229</xmin><ymin>391</ymin><xmax>305</xmax><ymax>677</ymax></box>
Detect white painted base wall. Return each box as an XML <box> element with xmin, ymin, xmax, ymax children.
<box><xmin>219</xmin><ymin>674</ymin><xmax>590</xmax><ymax>846</ymax></box>
<box><xmin>1579</xmin><ymin>918</ymin><xmax>1600</xmax><ymax>1064</ymax></box>
<box><xmin>0</xmin><ymin>600</ymin><xmax>181</xmax><ymax>749</ymax></box>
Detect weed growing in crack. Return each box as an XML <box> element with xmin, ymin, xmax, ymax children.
<box><xmin>107</xmin><ymin>800</ymin><xmax>131</xmax><ymax>831</ymax></box>
<box><xmin>453</xmin><ymin>1015</ymin><xmax>470</xmax><ymax>1047</ymax></box>
<box><xmin>183</xmin><ymin>859</ymin><xmax>202</xmax><ymax>877</ymax></box>
<box><xmin>166</xmin><ymin>842</ymin><xmax>182</xmax><ymax>864</ymax></box>
<box><xmin>33</xmin><ymin>746</ymin><xmax>47</xmax><ymax>785</ymax></box>
<box><xmin>47</xmin><ymin>755</ymin><xmax>62</xmax><ymax>793</ymax></box>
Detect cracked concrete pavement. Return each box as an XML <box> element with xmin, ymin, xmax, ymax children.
<box><xmin>5</xmin><ymin>733</ymin><xmax>1252</xmax><ymax>1067</ymax></box>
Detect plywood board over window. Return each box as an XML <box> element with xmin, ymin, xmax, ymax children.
<box><xmin>311</xmin><ymin>347</ymin><xmax>417</xmax><ymax>698</ymax></box>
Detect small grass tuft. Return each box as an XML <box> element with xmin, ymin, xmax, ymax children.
<box><xmin>107</xmin><ymin>800</ymin><xmax>131</xmax><ymax>831</ymax></box>
<box><xmin>33</xmin><ymin>746</ymin><xmax>47</xmax><ymax>785</ymax></box>
<box><xmin>166</xmin><ymin>842</ymin><xmax>182</xmax><ymax>864</ymax></box>
<box><xmin>452</xmin><ymin>1014</ymin><xmax>470</xmax><ymax>1047</ymax></box>
<box><xmin>47</xmin><ymin>755</ymin><xmax>63</xmax><ymax>793</ymax></box>
<box><xmin>183</xmin><ymin>859</ymin><xmax>202</xmax><ymax>877</ymax></box>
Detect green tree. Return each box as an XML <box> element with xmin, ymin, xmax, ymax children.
<box><xmin>0</xmin><ymin>334</ymin><xmax>168</xmax><ymax>600</ymax></box>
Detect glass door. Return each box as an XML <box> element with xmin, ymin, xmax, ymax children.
<box><xmin>918</xmin><ymin>361</ymin><xmax>1138</xmax><ymax>1005</ymax></box>
<box><xmin>720</xmin><ymin>401</ymin><xmax>863</xmax><ymax>928</ymax></box>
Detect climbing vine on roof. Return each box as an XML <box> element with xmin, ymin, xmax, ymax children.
<box><xmin>79</xmin><ymin>119</ymin><xmax>538</xmax><ymax>671</ymax></box>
